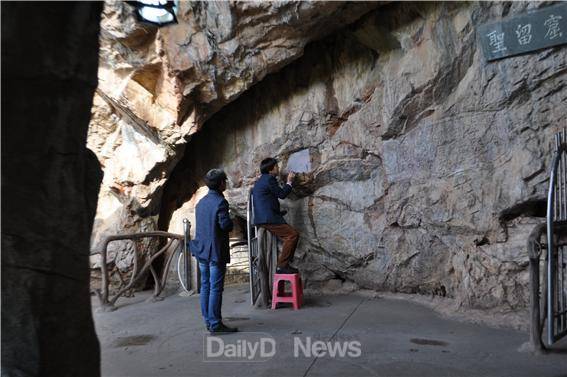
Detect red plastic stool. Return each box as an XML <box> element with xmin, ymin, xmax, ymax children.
<box><xmin>271</xmin><ymin>273</ymin><xmax>303</xmax><ymax>310</ymax></box>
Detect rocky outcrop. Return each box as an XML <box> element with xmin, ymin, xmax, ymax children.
<box><xmin>88</xmin><ymin>0</ymin><xmax>380</xmax><ymax>262</ymax></box>
<box><xmin>2</xmin><ymin>3</ymin><xmax>102</xmax><ymax>375</ymax></box>
<box><xmin>90</xmin><ymin>1</ymin><xmax>567</xmax><ymax>313</ymax></box>
<box><xmin>162</xmin><ymin>1</ymin><xmax>566</xmax><ymax>312</ymax></box>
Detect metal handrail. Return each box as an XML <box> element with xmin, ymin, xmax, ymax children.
<box><xmin>247</xmin><ymin>189</ymin><xmax>256</xmax><ymax>305</ymax></box>
<box><xmin>545</xmin><ymin>129</ymin><xmax>567</xmax><ymax>345</ymax></box>
<box><xmin>183</xmin><ymin>219</ymin><xmax>191</xmax><ymax>294</ymax></box>
<box><xmin>247</xmin><ymin>189</ymin><xmax>280</xmax><ymax>307</ymax></box>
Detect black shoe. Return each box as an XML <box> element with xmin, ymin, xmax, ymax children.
<box><xmin>210</xmin><ymin>322</ymin><xmax>238</xmax><ymax>334</ymax></box>
<box><xmin>276</xmin><ymin>266</ymin><xmax>298</xmax><ymax>274</ymax></box>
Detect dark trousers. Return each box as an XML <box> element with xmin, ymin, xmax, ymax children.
<box><xmin>261</xmin><ymin>223</ymin><xmax>300</xmax><ymax>268</ymax></box>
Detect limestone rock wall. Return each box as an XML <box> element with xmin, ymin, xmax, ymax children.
<box><xmin>89</xmin><ymin>1</ymin><xmax>567</xmax><ymax>313</ymax></box>
<box><xmin>88</xmin><ymin>0</ymin><xmax>379</xmax><ymax>264</ymax></box>
<box><xmin>164</xmin><ymin>1</ymin><xmax>566</xmax><ymax>312</ymax></box>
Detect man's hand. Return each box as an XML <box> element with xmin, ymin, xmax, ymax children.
<box><xmin>287</xmin><ymin>171</ymin><xmax>296</xmax><ymax>185</ymax></box>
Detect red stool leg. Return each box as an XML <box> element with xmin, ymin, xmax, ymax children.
<box><xmin>271</xmin><ymin>277</ymin><xmax>280</xmax><ymax>310</ymax></box>
<box><xmin>291</xmin><ymin>274</ymin><xmax>300</xmax><ymax>310</ymax></box>
<box><xmin>298</xmin><ymin>276</ymin><xmax>303</xmax><ymax>307</ymax></box>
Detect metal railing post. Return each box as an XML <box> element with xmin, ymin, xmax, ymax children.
<box><xmin>248</xmin><ymin>191</ymin><xmax>256</xmax><ymax>305</ymax></box>
<box><xmin>547</xmin><ymin>142</ymin><xmax>558</xmax><ymax>346</ymax></box>
<box><xmin>183</xmin><ymin>218</ymin><xmax>191</xmax><ymax>291</ymax></box>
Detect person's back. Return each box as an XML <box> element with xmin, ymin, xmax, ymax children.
<box><xmin>251</xmin><ymin>157</ymin><xmax>300</xmax><ymax>275</ymax></box>
<box><xmin>252</xmin><ymin>173</ymin><xmax>291</xmax><ymax>226</ymax></box>
<box><xmin>189</xmin><ymin>168</ymin><xmax>237</xmax><ymax>334</ymax></box>
<box><xmin>193</xmin><ymin>190</ymin><xmax>232</xmax><ymax>264</ymax></box>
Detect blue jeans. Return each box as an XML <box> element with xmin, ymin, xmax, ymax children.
<box><xmin>198</xmin><ymin>259</ymin><xmax>226</xmax><ymax>329</ymax></box>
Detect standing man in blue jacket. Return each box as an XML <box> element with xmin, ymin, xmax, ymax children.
<box><xmin>190</xmin><ymin>169</ymin><xmax>237</xmax><ymax>333</ymax></box>
<box><xmin>252</xmin><ymin>157</ymin><xmax>299</xmax><ymax>274</ymax></box>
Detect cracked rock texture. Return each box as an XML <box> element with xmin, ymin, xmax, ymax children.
<box><xmin>88</xmin><ymin>0</ymin><xmax>379</xmax><ymax>264</ymax></box>
<box><xmin>90</xmin><ymin>1</ymin><xmax>567</xmax><ymax>312</ymax></box>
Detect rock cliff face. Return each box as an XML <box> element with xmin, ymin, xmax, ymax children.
<box><xmin>89</xmin><ymin>1</ymin><xmax>567</xmax><ymax>313</ymax></box>
<box><xmin>88</xmin><ymin>0</ymin><xmax>379</xmax><ymax>264</ymax></box>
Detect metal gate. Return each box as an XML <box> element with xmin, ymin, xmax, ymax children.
<box><xmin>546</xmin><ymin>129</ymin><xmax>567</xmax><ymax>345</ymax></box>
<box><xmin>247</xmin><ymin>189</ymin><xmax>279</xmax><ymax>306</ymax></box>
<box><xmin>247</xmin><ymin>190</ymin><xmax>261</xmax><ymax>305</ymax></box>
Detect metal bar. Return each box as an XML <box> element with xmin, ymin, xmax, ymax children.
<box><xmin>555</xmin><ymin>134</ymin><xmax>560</xmax><ymax>220</ymax></box>
<box><xmin>561</xmin><ymin>246</ymin><xmax>565</xmax><ymax>331</ymax></box>
<box><xmin>557</xmin><ymin>128</ymin><xmax>567</xmax><ymax>330</ymax></box>
<box><xmin>547</xmin><ymin>140</ymin><xmax>560</xmax><ymax>345</ymax></box>
<box><xmin>562</xmin><ymin>246</ymin><xmax>566</xmax><ymax>331</ymax></box>
<box><xmin>559</xmin><ymin>133</ymin><xmax>563</xmax><ymax>221</ymax></box>
<box><xmin>561</xmin><ymin>134</ymin><xmax>565</xmax><ymax>221</ymax></box>
<box><xmin>553</xmin><ymin>247</ymin><xmax>561</xmax><ymax>334</ymax></box>
<box><xmin>549</xmin><ymin>132</ymin><xmax>563</xmax><ymax>342</ymax></box>
<box><xmin>247</xmin><ymin>190</ymin><xmax>254</xmax><ymax>305</ymax></box>
<box><xmin>556</xmin><ymin>133</ymin><xmax>562</xmax><ymax>338</ymax></box>
<box><xmin>562</xmin><ymin>132</ymin><xmax>565</xmax><ymax>220</ymax></box>
<box><xmin>559</xmin><ymin>128</ymin><xmax>567</xmax><ymax>220</ymax></box>
<box><xmin>541</xmin><ymin>253</ymin><xmax>548</xmax><ymax>331</ymax></box>
<box><xmin>183</xmin><ymin>219</ymin><xmax>190</xmax><ymax>291</ymax></box>
<box><xmin>564</xmin><ymin>248</ymin><xmax>567</xmax><ymax>330</ymax></box>
<box><xmin>558</xmin><ymin>246</ymin><xmax>562</xmax><ymax>331</ymax></box>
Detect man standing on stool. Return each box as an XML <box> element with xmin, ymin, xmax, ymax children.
<box><xmin>252</xmin><ymin>157</ymin><xmax>300</xmax><ymax>274</ymax></box>
<box><xmin>190</xmin><ymin>169</ymin><xmax>238</xmax><ymax>333</ymax></box>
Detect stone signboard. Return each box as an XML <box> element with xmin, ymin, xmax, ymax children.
<box><xmin>478</xmin><ymin>3</ymin><xmax>567</xmax><ymax>61</ymax></box>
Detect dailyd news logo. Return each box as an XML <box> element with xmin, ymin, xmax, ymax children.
<box><xmin>203</xmin><ymin>332</ymin><xmax>362</xmax><ymax>362</ymax></box>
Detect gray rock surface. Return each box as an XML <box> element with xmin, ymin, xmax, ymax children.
<box><xmin>164</xmin><ymin>1</ymin><xmax>566</xmax><ymax>312</ymax></box>
<box><xmin>88</xmin><ymin>0</ymin><xmax>380</xmax><ymax>259</ymax></box>
<box><xmin>90</xmin><ymin>1</ymin><xmax>567</xmax><ymax>313</ymax></box>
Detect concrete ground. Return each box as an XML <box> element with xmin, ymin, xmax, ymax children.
<box><xmin>93</xmin><ymin>284</ymin><xmax>567</xmax><ymax>377</ymax></box>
